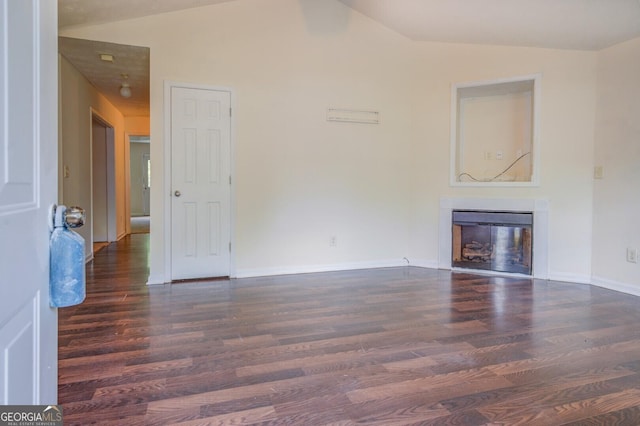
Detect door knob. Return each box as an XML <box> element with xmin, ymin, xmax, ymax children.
<box><xmin>65</xmin><ymin>206</ymin><xmax>86</xmax><ymax>228</ymax></box>
<box><xmin>174</xmin><ymin>190</ymin><xmax>181</xmax><ymax>197</ymax></box>
<box><xmin>49</xmin><ymin>204</ymin><xmax>85</xmax><ymax>231</ymax></box>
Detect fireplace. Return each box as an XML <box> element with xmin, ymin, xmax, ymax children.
<box><xmin>452</xmin><ymin>210</ymin><xmax>533</xmax><ymax>275</ymax></box>
<box><xmin>439</xmin><ymin>198</ymin><xmax>548</xmax><ymax>279</ymax></box>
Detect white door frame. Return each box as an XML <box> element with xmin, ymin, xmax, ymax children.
<box><xmin>142</xmin><ymin>152</ymin><xmax>151</xmax><ymax>216</ymax></box>
<box><xmin>124</xmin><ymin>133</ymin><xmax>132</xmax><ymax>236</ymax></box>
<box><xmin>90</xmin><ymin>109</ymin><xmax>117</xmax><ymax>247</ymax></box>
<box><xmin>162</xmin><ymin>81</ymin><xmax>236</xmax><ymax>283</ymax></box>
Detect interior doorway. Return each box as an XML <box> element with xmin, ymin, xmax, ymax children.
<box><xmin>91</xmin><ymin>114</ymin><xmax>117</xmax><ymax>254</ymax></box>
<box><xmin>129</xmin><ymin>135</ymin><xmax>151</xmax><ymax>234</ymax></box>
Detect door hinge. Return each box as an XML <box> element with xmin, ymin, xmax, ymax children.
<box><xmin>229</xmin><ymin>175</ymin><xmax>232</xmax><ymax>185</ymax></box>
<box><xmin>229</xmin><ymin>242</ymin><xmax>231</xmax><ymax>253</ymax></box>
<box><xmin>229</xmin><ymin>107</ymin><xmax>232</xmax><ymax>117</ymax></box>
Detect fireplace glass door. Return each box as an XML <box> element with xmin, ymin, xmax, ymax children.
<box><xmin>452</xmin><ymin>211</ymin><xmax>532</xmax><ymax>275</ymax></box>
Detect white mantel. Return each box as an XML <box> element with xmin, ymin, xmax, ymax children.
<box><xmin>439</xmin><ymin>197</ymin><xmax>549</xmax><ymax>279</ymax></box>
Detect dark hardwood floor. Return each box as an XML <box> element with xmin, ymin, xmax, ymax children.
<box><xmin>58</xmin><ymin>234</ymin><xmax>640</xmax><ymax>425</ymax></box>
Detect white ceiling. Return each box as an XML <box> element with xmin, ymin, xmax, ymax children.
<box><xmin>59</xmin><ymin>0</ymin><xmax>640</xmax><ymax>50</ymax></box>
<box><xmin>58</xmin><ymin>0</ymin><xmax>237</xmax><ymax>29</ymax></box>
<box><xmin>59</xmin><ymin>37</ymin><xmax>150</xmax><ymax>116</ymax></box>
<box><xmin>338</xmin><ymin>0</ymin><xmax>640</xmax><ymax>51</ymax></box>
<box><xmin>57</xmin><ymin>0</ymin><xmax>640</xmax><ymax>117</ymax></box>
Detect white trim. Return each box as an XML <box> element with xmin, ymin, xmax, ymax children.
<box><xmin>89</xmin><ymin>109</ymin><xmax>117</xmax><ymax>248</ymax></box>
<box><xmin>163</xmin><ymin>82</ymin><xmax>171</xmax><ymax>283</ymax></box>
<box><xmin>548</xmin><ymin>272</ymin><xmax>591</xmax><ymax>285</ymax></box>
<box><xmin>123</xmin><ymin>132</ymin><xmax>132</xmax><ymax>236</ymax></box>
<box><xmin>162</xmin><ymin>81</ymin><xmax>236</xmax><ymax>284</ymax></box>
<box><xmin>229</xmin><ymin>88</ymin><xmax>237</xmax><ymax>278</ymax></box>
<box><xmin>405</xmin><ymin>265</ymin><xmax>640</xmax><ymax>298</ymax></box>
<box><xmin>146</xmin><ymin>273</ymin><xmax>165</xmax><ymax>286</ymax></box>
<box><xmin>408</xmin><ymin>258</ymin><xmax>439</xmax><ymax>269</ymax></box>
<box><xmin>235</xmin><ymin>259</ymin><xmax>407</xmax><ymax>279</ymax></box>
<box><xmin>591</xmin><ymin>276</ymin><xmax>640</xmax><ymax>297</ymax></box>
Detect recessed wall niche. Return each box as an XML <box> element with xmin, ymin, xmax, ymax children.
<box><xmin>451</xmin><ymin>74</ymin><xmax>540</xmax><ymax>186</ymax></box>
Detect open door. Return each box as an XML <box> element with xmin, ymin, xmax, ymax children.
<box><xmin>0</xmin><ymin>0</ymin><xmax>59</xmax><ymax>403</ymax></box>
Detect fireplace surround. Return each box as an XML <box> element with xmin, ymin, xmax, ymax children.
<box><xmin>439</xmin><ymin>198</ymin><xmax>549</xmax><ymax>279</ymax></box>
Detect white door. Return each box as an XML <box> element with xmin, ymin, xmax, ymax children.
<box><xmin>171</xmin><ymin>87</ymin><xmax>231</xmax><ymax>280</ymax></box>
<box><xmin>0</xmin><ymin>0</ymin><xmax>58</xmax><ymax>404</ymax></box>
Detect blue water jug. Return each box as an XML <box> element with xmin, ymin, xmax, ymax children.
<box><xmin>50</xmin><ymin>205</ymin><xmax>86</xmax><ymax>308</ymax></box>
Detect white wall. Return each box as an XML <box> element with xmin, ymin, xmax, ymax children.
<box><xmin>592</xmin><ymin>37</ymin><xmax>640</xmax><ymax>295</ymax></box>
<box><xmin>59</xmin><ymin>56</ymin><xmax>128</xmax><ymax>258</ymax></box>
<box><xmin>407</xmin><ymin>43</ymin><xmax>598</xmax><ymax>283</ymax></box>
<box><xmin>61</xmin><ymin>0</ymin><xmax>634</xmax><ymax>290</ymax></box>
<box><xmin>61</xmin><ymin>0</ymin><xmax>416</xmax><ymax>281</ymax></box>
<box><xmin>459</xmin><ymin>92</ymin><xmax>532</xmax><ymax>182</ymax></box>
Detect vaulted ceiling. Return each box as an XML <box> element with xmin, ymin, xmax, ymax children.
<box><xmin>58</xmin><ymin>0</ymin><xmax>640</xmax><ymax>117</ymax></box>
<box><xmin>339</xmin><ymin>0</ymin><xmax>640</xmax><ymax>51</ymax></box>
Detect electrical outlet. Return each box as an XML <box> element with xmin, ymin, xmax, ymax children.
<box><xmin>329</xmin><ymin>236</ymin><xmax>337</xmax><ymax>247</ymax></box>
<box><xmin>496</xmin><ymin>150</ymin><xmax>503</xmax><ymax>160</ymax></box>
<box><xmin>594</xmin><ymin>166</ymin><xmax>604</xmax><ymax>179</ymax></box>
<box><xmin>627</xmin><ymin>248</ymin><xmax>638</xmax><ymax>263</ymax></box>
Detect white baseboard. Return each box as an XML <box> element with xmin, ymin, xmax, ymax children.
<box><xmin>591</xmin><ymin>275</ymin><xmax>640</xmax><ymax>297</ymax></box>
<box><xmin>425</xmin><ymin>264</ymin><xmax>639</xmax><ymax>297</ymax></box>
<box><xmin>235</xmin><ymin>259</ymin><xmax>407</xmax><ymax>279</ymax></box>
<box><xmin>548</xmin><ymin>271</ymin><xmax>592</xmax><ymax>285</ymax></box>
<box><xmin>407</xmin><ymin>258</ymin><xmax>439</xmax><ymax>269</ymax></box>
<box><xmin>146</xmin><ymin>274</ymin><xmax>166</xmax><ymax>285</ymax></box>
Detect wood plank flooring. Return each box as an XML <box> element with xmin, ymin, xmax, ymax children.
<box><xmin>58</xmin><ymin>234</ymin><xmax>640</xmax><ymax>425</ymax></box>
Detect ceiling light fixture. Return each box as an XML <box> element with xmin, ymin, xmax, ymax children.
<box><xmin>119</xmin><ymin>73</ymin><xmax>131</xmax><ymax>98</ymax></box>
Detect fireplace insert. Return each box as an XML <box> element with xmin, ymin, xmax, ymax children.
<box><xmin>452</xmin><ymin>210</ymin><xmax>533</xmax><ymax>275</ymax></box>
